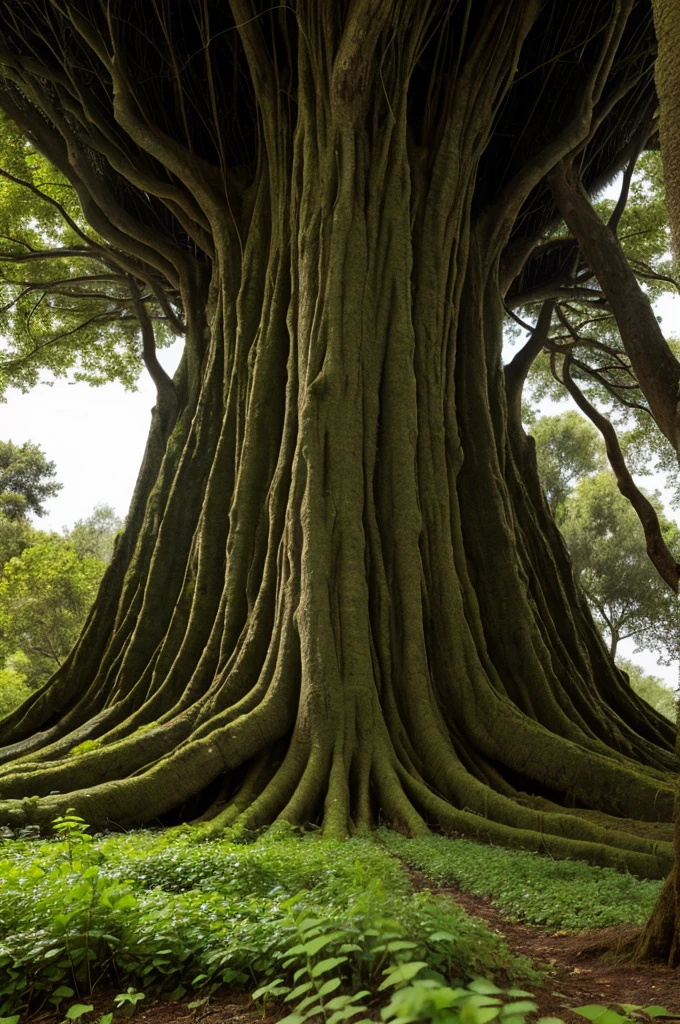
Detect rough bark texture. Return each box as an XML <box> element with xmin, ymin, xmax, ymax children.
<box><xmin>652</xmin><ymin>0</ymin><xmax>680</xmax><ymax>259</ymax></box>
<box><xmin>0</xmin><ymin>1</ymin><xmax>676</xmax><ymax>879</ymax></box>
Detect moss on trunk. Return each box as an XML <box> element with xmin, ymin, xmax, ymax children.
<box><xmin>0</xmin><ymin>0</ymin><xmax>675</xmax><ymax>881</ymax></box>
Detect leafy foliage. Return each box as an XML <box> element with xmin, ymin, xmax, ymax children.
<box><xmin>0</xmin><ymin>113</ymin><xmax>175</xmax><ymax>397</ymax></box>
<box><xmin>530</xmin><ymin>413</ymin><xmax>680</xmax><ymax>675</ymax></box>
<box><xmin>0</xmin><ymin>537</ymin><xmax>104</xmax><ymax>687</ymax></box>
<box><xmin>0</xmin><ymin>440</ymin><xmax>61</xmax><ymax>522</ymax></box>
<box><xmin>0</xmin><ymin>492</ymin><xmax>120</xmax><ymax>705</ymax></box>
<box><xmin>531</xmin><ymin>412</ymin><xmax>605</xmax><ymax>519</ymax></box>
<box><xmin>0</xmin><ymin>823</ymin><xmax>540</xmax><ymax>1018</ymax></box>
<box><xmin>616</xmin><ymin>659</ymin><xmax>676</xmax><ymax>721</ymax></box>
<box><xmin>380</xmin><ymin>976</ymin><xmax>545</xmax><ymax>1024</ymax></box>
<box><xmin>379</xmin><ymin>832</ymin><xmax>662</xmax><ymax>932</ymax></box>
<box><xmin>560</xmin><ymin>471</ymin><xmax>680</xmax><ymax>661</ymax></box>
<box><xmin>68</xmin><ymin>505</ymin><xmax>123</xmax><ymax>564</ymax></box>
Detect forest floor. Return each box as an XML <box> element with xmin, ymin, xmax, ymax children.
<box><xmin>24</xmin><ymin>880</ymin><xmax>680</xmax><ymax>1024</ymax></box>
<box><xmin>416</xmin><ymin>878</ymin><xmax>680</xmax><ymax>1020</ymax></box>
<box><xmin>5</xmin><ymin>826</ymin><xmax>680</xmax><ymax>1024</ymax></box>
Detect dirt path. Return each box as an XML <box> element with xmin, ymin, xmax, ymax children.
<box><xmin>413</xmin><ymin>875</ymin><xmax>680</xmax><ymax>1019</ymax></box>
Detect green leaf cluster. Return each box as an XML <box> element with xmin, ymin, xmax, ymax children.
<box><xmin>0</xmin><ymin>827</ymin><xmax>537</xmax><ymax>1018</ymax></box>
<box><xmin>530</xmin><ymin>412</ymin><xmax>680</xmax><ymax>672</ymax></box>
<box><xmin>0</xmin><ymin>112</ymin><xmax>175</xmax><ymax>398</ymax></box>
<box><xmin>0</xmin><ymin>440</ymin><xmax>60</xmax><ymax>522</ymax></box>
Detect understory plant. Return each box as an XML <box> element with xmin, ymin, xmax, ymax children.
<box><xmin>380</xmin><ymin>832</ymin><xmax>662</xmax><ymax>931</ymax></box>
<box><xmin>0</xmin><ymin>822</ymin><xmax>538</xmax><ymax>1018</ymax></box>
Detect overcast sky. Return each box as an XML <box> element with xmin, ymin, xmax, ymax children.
<box><xmin>1</xmin><ymin>301</ymin><xmax>679</xmax><ymax>688</ymax></box>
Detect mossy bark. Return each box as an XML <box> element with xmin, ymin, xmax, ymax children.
<box><xmin>0</xmin><ymin>0</ymin><xmax>675</xmax><ymax>879</ymax></box>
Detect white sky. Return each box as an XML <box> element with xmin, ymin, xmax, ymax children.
<box><xmin>1</xmin><ymin>297</ymin><xmax>679</xmax><ymax>688</ymax></box>
<box><xmin>0</xmin><ymin>339</ymin><xmax>184</xmax><ymax>531</ymax></box>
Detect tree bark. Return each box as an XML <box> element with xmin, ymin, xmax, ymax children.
<box><xmin>0</xmin><ymin>0</ymin><xmax>675</xmax><ymax>880</ymax></box>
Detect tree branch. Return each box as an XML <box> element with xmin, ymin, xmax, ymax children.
<box><xmin>549</xmin><ymin>161</ymin><xmax>680</xmax><ymax>450</ymax></box>
<box><xmin>505</xmin><ymin>299</ymin><xmax>554</xmax><ymax>423</ymax></box>
<box><xmin>560</xmin><ymin>352</ymin><xmax>680</xmax><ymax>593</ymax></box>
<box><xmin>127</xmin><ymin>276</ymin><xmax>176</xmax><ymax>408</ymax></box>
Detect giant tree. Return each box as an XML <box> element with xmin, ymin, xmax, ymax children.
<box><xmin>0</xmin><ymin>0</ymin><xmax>679</xmax><ymax>880</ymax></box>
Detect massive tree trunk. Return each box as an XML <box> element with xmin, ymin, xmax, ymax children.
<box><xmin>0</xmin><ymin>0</ymin><xmax>676</xmax><ymax>878</ymax></box>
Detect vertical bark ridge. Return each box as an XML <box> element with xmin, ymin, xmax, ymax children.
<box><xmin>0</xmin><ymin>0</ymin><xmax>676</xmax><ymax>880</ymax></box>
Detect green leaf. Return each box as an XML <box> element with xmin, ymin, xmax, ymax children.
<box><xmin>326</xmin><ymin>1009</ymin><xmax>368</xmax><ymax>1024</ymax></box>
<box><xmin>318</xmin><ymin>978</ymin><xmax>342</xmax><ymax>997</ymax></box>
<box><xmin>473</xmin><ymin>1010</ymin><xmax>503</xmax><ymax>1024</ymax></box>
<box><xmin>464</xmin><ymin>996</ymin><xmax>503</xmax><ymax>1009</ymax></box>
<box><xmin>645</xmin><ymin>1009</ymin><xmax>672</xmax><ymax>1019</ymax></box>
<box><xmin>378</xmin><ymin>963</ymin><xmax>429</xmax><ymax>990</ymax></box>
<box><xmin>573</xmin><ymin>1012</ymin><xmax>624</xmax><ymax>1024</ymax></box>
<box><xmin>51</xmin><ymin>986</ymin><xmax>76</xmax><ymax>1000</ymax></box>
<box><xmin>502</xmin><ymin>1003</ymin><xmax>537</xmax><ymax>1016</ymax></box>
<box><xmin>301</xmin><ymin>1006</ymin><xmax>324</xmax><ymax>1021</ymax></box>
<box><xmin>99</xmin><ymin>1016</ymin><xmax>113</xmax><ymax>1024</ymax></box>
<box><xmin>468</xmin><ymin>981</ymin><xmax>503</xmax><ymax>996</ymax></box>
<box><xmin>303</xmin><ymin>932</ymin><xmax>346</xmax><ymax>956</ymax></box>
<box><xmin>311</xmin><ymin>957</ymin><xmax>347</xmax><ymax>977</ymax></box>
<box><xmin>284</xmin><ymin>982</ymin><xmax>314</xmax><ymax>1003</ymax></box>
<box><xmin>327</xmin><ymin>993</ymin><xmax>370</xmax><ymax>1009</ymax></box>
<box><xmin>573</xmin><ymin>1008</ymin><xmax>611</xmax><ymax>1022</ymax></box>
<box><xmin>64</xmin><ymin>1005</ymin><xmax>94</xmax><ymax>1020</ymax></box>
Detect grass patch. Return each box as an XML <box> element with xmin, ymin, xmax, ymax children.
<box><xmin>380</xmin><ymin>830</ymin><xmax>663</xmax><ymax>932</ymax></box>
<box><xmin>0</xmin><ymin>822</ymin><xmax>539</xmax><ymax>1018</ymax></box>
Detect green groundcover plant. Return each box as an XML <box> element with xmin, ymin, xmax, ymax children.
<box><xmin>0</xmin><ymin>817</ymin><xmax>539</xmax><ymax>1018</ymax></box>
<box><xmin>0</xmin><ymin>819</ymin><xmax>670</xmax><ymax>1023</ymax></box>
<box><xmin>380</xmin><ymin>832</ymin><xmax>662</xmax><ymax>932</ymax></box>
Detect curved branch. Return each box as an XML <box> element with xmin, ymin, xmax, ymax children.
<box><xmin>127</xmin><ymin>276</ymin><xmax>176</xmax><ymax>408</ymax></box>
<box><xmin>505</xmin><ymin>298</ymin><xmax>554</xmax><ymax>421</ymax></box>
<box><xmin>560</xmin><ymin>352</ymin><xmax>680</xmax><ymax>593</ymax></box>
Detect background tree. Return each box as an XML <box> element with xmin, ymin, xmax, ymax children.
<box><xmin>617</xmin><ymin>658</ymin><xmax>676</xmax><ymax>720</ymax></box>
<box><xmin>561</xmin><ymin>471</ymin><xmax>680</xmax><ymax>660</ymax></box>
<box><xmin>0</xmin><ymin>440</ymin><xmax>60</xmax><ymax>521</ymax></box>
<box><xmin>531</xmin><ymin>411</ymin><xmax>678</xmax><ymax>714</ymax></box>
<box><xmin>68</xmin><ymin>505</ymin><xmax>123</xmax><ymax>564</ymax></box>
<box><xmin>0</xmin><ymin>1</ymin><xmax>679</xmax><ymax>885</ymax></box>
<box><xmin>0</xmin><ymin>538</ymin><xmax>104</xmax><ymax>688</ymax></box>
<box><xmin>531</xmin><ymin>411</ymin><xmax>606</xmax><ymax>520</ymax></box>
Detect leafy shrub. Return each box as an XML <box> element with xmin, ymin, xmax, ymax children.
<box><xmin>0</xmin><ymin>822</ymin><xmax>538</xmax><ymax>1017</ymax></box>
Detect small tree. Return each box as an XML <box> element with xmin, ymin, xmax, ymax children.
<box><xmin>531</xmin><ymin>411</ymin><xmax>606</xmax><ymax>520</ymax></box>
<box><xmin>0</xmin><ymin>440</ymin><xmax>61</xmax><ymax>521</ymax></box>
<box><xmin>68</xmin><ymin>505</ymin><xmax>123</xmax><ymax>564</ymax></box>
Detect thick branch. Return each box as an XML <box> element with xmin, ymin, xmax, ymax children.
<box><xmin>549</xmin><ymin>162</ymin><xmax>680</xmax><ymax>450</ymax></box>
<box><xmin>505</xmin><ymin>298</ymin><xmax>554</xmax><ymax>422</ymax></box>
<box><xmin>128</xmin><ymin>276</ymin><xmax>176</xmax><ymax>407</ymax></box>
